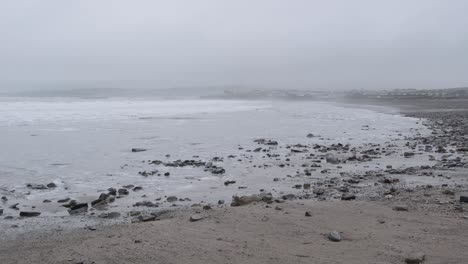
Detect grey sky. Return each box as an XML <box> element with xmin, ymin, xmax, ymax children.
<box><xmin>1</xmin><ymin>0</ymin><xmax>467</xmax><ymax>90</ymax></box>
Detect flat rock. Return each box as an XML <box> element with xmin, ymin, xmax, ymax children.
<box><xmin>26</xmin><ymin>184</ymin><xmax>47</xmax><ymax>190</ymax></box>
<box><xmin>393</xmin><ymin>205</ymin><xmax>409</xmax><ymax>211</ymax></box>
<box><xmin>131</xmin><ymin>148</ymin><xmax>147</xmax><ymax>152</ymax></box>
<box><xmin>189</xmin><ymin>214</ymin><xmax>204</xmax><ymax>222</ymax></box>
<box><xmin>20</xmin><ymin>211</ymin><xmax>41</xmax><ymax>217</ymax></box>
<box><xmin>98</xmin><ymin>212</ymin><xmax>121</xmax><ymax>219</ymax></box>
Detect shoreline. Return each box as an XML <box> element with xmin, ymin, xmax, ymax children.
<box><xmin>1</xmin><ymin>98</ymin><xmax>468</xmax><ymax>263</ymax></box>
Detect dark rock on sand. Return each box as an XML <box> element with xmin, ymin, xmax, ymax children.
<box><xmin>131</xmin><ymin>148</ymin><xmax>147</xmax><ymax>152</ymax></box>
<box><xmin>43</xmin><ymin>199</ymin><xmax>52</xmax><ymax>203</ymax></box>
<box><xmin>57</xmin><ymin>198</ymin><xmax>71</xmax><ymax>203</ymax></box>
<box><xmin>0</xmin><ymin>209</ymin><xmax>3</xmax><ymax>216</ymax></box>
<box><xmin>328</xmin><ymin>230</ymin><xmax>342</xmax><ymax>242</ymax></box>
<box><xmin>118</xmin><ymin>189</ymin><xmax>129</xmax><ymax>195</ymax></box>
<box><xmin>224</xmin><ymin>180</ymin><xmax>236</xmax><ymax>186</ymax></box>
<box><xmin>98</xmin><ymin>212</ymin><xmax>121</xmax><ymax>219</ymax></box>
<box><xmin>9</xmin><ymin>203</ymin><xmax>19</xmax><ymax>210</ymax></box>
<box><xmin>341</xmin><ymin>193</ymin><xmax>356</xmax><ymax>200</ymax></box>
<box><xmin>107</xmin><ymin>188</ymin><xmax>117</xmax><ymax>195</ymax></box>
<box><xmin>405</xmin><ymin>252</ymin><xmax>425</xmax><ymax>264</ymax></box>
<box><xmin>26</xmin><ymin>183</ymin><xmax>48</xmax><ymax>190</ymax></box>
<box><xmin>46</xmin><ymin>182</ymin><xmax>57</xmax><ymax>188</ymax></box>
<box><xmin>218</xmin><ymin>200</ymin><xmax>225</xmax><ymax>205</ymax></box>
<box><xmin>166</xmin><ymin>196</ymin><xmax>178</xmax><ymax>202</ymax></box>
<box><xmin>133</xmin><ymin>201</ymin><xmax>158</xmax><ymax>207</ymax></box>
<box><xmin>68</xmin><ymin>203</ymin><xmax>88</xmax><ymax>215</ymax></box>
<box><xmin>305</xmin><ymin>211</ymin><xmax>312</xmax><ymax>217</ymax></box>
<box><xmin>19</xmin><ymin>211</ymin><xmax>41</xmax><ymax>217</ymax></box>
<box><xmin>393</xmin><ymin>205</ymin><xmax>409</xmax><ymax>211</ymax></box>
<box><xmin>459</xmin><ymin>193</ymin><xmax>468</xmax><ymax>203</ymax></box>
<box><xmin>231</xmin><ymin>193</ymin><xmax>272</xmax><ymax>206</ymax></box>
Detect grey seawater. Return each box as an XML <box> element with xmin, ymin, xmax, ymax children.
<box><xmin>0</xmin><ymin>97</ymin><xmax>430</xmax><ymax>234</ymax></box>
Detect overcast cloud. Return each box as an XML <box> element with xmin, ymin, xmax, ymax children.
<box><xmin>1</xmin><ymin>0</ymin><xmax>467</xmax><ymax>90</ymax></box>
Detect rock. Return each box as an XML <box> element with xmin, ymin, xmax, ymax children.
<box><xmin>164</xmin><ymin>172</ymin><xmax>170</xmax><ymax>176</ymax></box>
<box><xmin>189</xmin><ymin>214</ymin><xmax>204</xmax><ymax>222</ymax></box>
<box><xmin>404</xmin><ymin>152</ymin><xmax>415</xmax><ymax>158</ymax></box>
<box><xmin>133</xmin><ymin>186</ymin><xmax>143</xmax><ymax>191</ymax></box>
<box><xmin>118</xmin><ymin>189</ymin><xmax>129</xmax><ymax>195</ymax></box>
<box><xmin>441</xmin><ymin>189</ymin><xmax>455</xmax><ymax>195</ymax></box>
<box><xmin>0</xmin><ymin>209</ymin><xmax>3</xmax><ymax>215</ymax></box>
<box><xmin>281</xmin><ymin>194</ymin><xmax>295</xmax><ymax>200</ymax></box>
<box><xmin>98</xmin><ymin>212</ymin><xmax>121</xmax><ymax>219</ymax></box>
<box><xmin>43</xmin><ymin>199</ymin><xmax>52</xmax><ymax>203</ymax></box>
<box><xmin>328</xmin><ymin>230</ymin><xmax>342</xmax><ymax>242</ymax></box>
<box><xmin>273</xmin><ymin>178</ymin><xmax>280</xmax><ymax>182</ymax></box>
<box><xmin>57</xmin><ymin>198</ymin><xmax>71</xmax><ymax>203</ymax></box>
<box><xmin>107</xmin><ymin>188</ymin><xmax>117</xmax><ymax>195</ymax></box>
<box><xmin>305</xmin><ymin>211</ymin><xmax>312</xmax><ymax>217</ymax></box>
<box><xmin>167</xmin><ymin>196</ymin><xmax>178</xmax><ymax>202</ymax></box>
<box><xmin>326</xmin><ymin>156</ymin><xmax>340</xmax><ymax>164</ymax></box>
<box><xmin>133</xmin><ymin>201</ymin><xmax>158</xmax><ymax>207</ymax></box>
<box><xmin>131</xmin><ymin>148</ymin><xmax>147</xmax><ymax>152</ymax></box>
<box><xmin>341</xmin><ymin>193</ymin><xmax>356</xmax><ymax>201</ymax></box>
<box><xmin>1</xmin><ymin>196</ymin><xmax>7</xmax><ymax>202</ymax></box>
<box><xmin>19</xmin><ymin>211</ymin><xmax>41</xmax><ymax>217</ymax></box>
<box><xmin>460</xmin><ymin>193</ymin><xmax>468</xmax><ymax>203</ymax></box>
<box><xmin>9</xmin><ymin>203</ymin><xmax>19</xmax><ymax>210</ymax></box>
<box><xmin>203</xmin><ymin>205</ymin><xmax>212</xmax><ymax>210</ymax></box>
<box><xmin>393</xmin><ymin>205</ymin><xmax>409</xmax><ymax>211</ymax></box>
<box><xmin>303</xmin><ymin>183</ymin><xmax>311</xmax><ymax>190</ymax></box>
<box><xmin>405</xmin><ymin>252</ymin><xmax>425</xmax><ymax>264</ymax></box>
<box><xmin>306</xmin><ymin>133</ymin><xmax>315</xmax><ymax>138</ymax></box>
<box><xmin>313</xmin><ymin>188</ymin><xmax>325</xmax><ymax>195</ymax></box>
<box><xmin>231</xmin><ymin>193</ymin><xmax>273</xmax><ymax>206</ymax></box>
<box><xmin>68</xmin><ymin>203</ymin><xmax>88</xmax><ymax>215</ymax></box>
<box><xmin>218</xmin><ymin>199</ymin><xmax>225</xmax><ymax>205</ymax></box>
<box><xmin>46</xmin><ymin>182</ymin><xmax>57</xmax><ymax>188</ymax></box>
<box><xmin>26</xmin><ymin>183</ymin><xmax>48</xmax><ymax>190</ymax></box>
<box><xmin>224</xmin><ymin>180</ymin><xmax>236</xmax><ymax>186</ymax></box>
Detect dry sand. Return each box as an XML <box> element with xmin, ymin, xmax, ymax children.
<box><xmin>1</xmin><ymin>200</ymin><xmax>468</xmax><ymax>264</ymax></box>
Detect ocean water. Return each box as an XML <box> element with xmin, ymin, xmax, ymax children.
<box><xmin>0</xmin><ymin>98</ymin><xmax>429</xmax><ymax>217</ymax></box>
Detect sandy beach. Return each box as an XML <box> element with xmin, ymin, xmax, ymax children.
<box><xmin>1</xmin><ymin>98</ymin><xmax>467</xmax><ymax>264</ymax></box>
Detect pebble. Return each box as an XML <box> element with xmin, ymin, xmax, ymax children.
<box><xmin>328</xmin><ymin>230</ymin><xmax>342</xmax><ymax>242</ymax></box>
